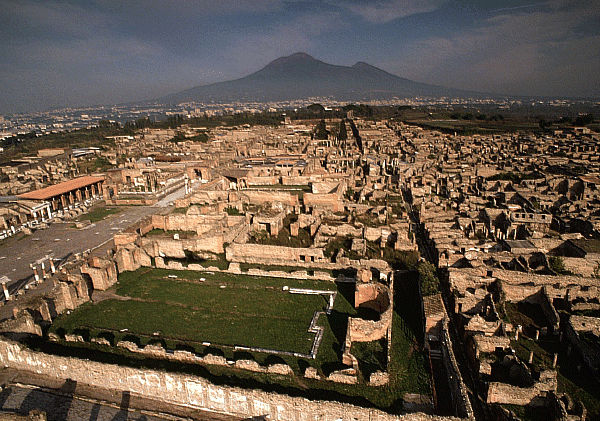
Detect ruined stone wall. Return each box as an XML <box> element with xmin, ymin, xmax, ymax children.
<box><xmin>304</xmin><ymin>193</ymin><xmax>342</xmax><ymax>212</ymax></box>
<box><xmin>535</xmin><ymin>287</ymin><xmax>560</xmax><ymax>332</ymax></box>
<box><xmin>561</xmin><ymin>257</ymin><xmax>597</xmax><ymax>277</ymax></box>
<box><xmin>223</xmin><ymin>219</ymin><xmax>248</xmax><ymax>244</ymax></box>
<box><xmin>79</xmin><ymin>257</ymin><xmax>118</xmax><ymax>291</ymax></box>
<box><xmin>105</xmin><ymin>198</ymin><xmax>156</xmax><ymax>206</ymax></box>
<box><xmin>184</xmin><ymin>190</ymin><xmax>229</xmax><ymax>206</ymax></box>
<box><xmin>486</xmin><ymin>371</ymin><xmax>557</xmax><ymax>406</ymax></box>
<box><xmin>113</xmin><ymin>231</ymin><xmax>139</xmax><ymax>248</ymax></box>
<box><xmin>365</xmin><ymin>227</ymin><xmax>394</xmax><ymax>243</ymax></box>
<box><xmin>448</xmin><ymin>268</ymin><xmax>600</xmax><ymax>303</ymax></box>
<box><xmin>472</xmin><ymin>335</ymin><xmax>511</xmax><ymax>355</ymax></box>
<box><xmin>226</xmin><ymin>243</ymin><xmax>327</xmax><ymax>265</ymax></box>
<box><xmin>0</xmin><ymin>339</ymin><xmax>455</xmax><ymax>421</ymax></box>
<box><xmin>318</xmin><ymin>224</ymin><xmax>363</xmax><ymax>238</ymax></box>
<box><xmin>440</xmin><ymin>321</ymin><xmax>475</xmax><ymax>420</ymax></box>
<box><xmin>140</xmin><ymin>235</ymin><xmax>225</xmax><ymax>257</ymax></box>
<box><xmin>246</xmin><ymin>176</ymin><xmax>278</xmax><ymax>186</ymax></box>
<box><xmin>355</xmin><ymin>283</ymin><xmax>391</xmax><ymax>313</ymax></box>
<box><xmin>281</xmin><ymin>176</ymin><xmax>315</xmax><ymax>185</ymax></box>
<box><xmin>347</xmin><ymin>313</ymin><xmax>391</xmax><ymax>343</ymax></box>
<box><xmin>240</xmin><ymin>190</ymin><xmax>299</xmax><ymax>206</ymax></box>
<box><xmin>152</xmin><ymin>213</ymin><xmax>227</xmax><ymax>235</ymax></box>
<box><xmin>564</xmin><ymin>317</ymin><xmax>600</xmax><ymax>374</ymax></box>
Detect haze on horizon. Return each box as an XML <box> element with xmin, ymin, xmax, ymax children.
<box><xmin>1</xmin><ymin>0</ymin><xmax>599</xmax><ymax>114</ymax></box>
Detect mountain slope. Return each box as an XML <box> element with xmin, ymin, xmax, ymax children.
<box><xmin>157</xmin><ymin>53</ymin><xmax>478</xmax><ymax>104</ymax></box>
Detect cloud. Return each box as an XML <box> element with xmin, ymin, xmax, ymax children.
<box><xmin>384</xmin><ymin>2</ymin><xmax>600</xmax><ymax>96</ymax></box>
<box><xmin>339</xmin><ymin>0</ymin><xmax>448</xmax><ymax>23</ymax></box>
<box><xmin>226</xmin><ymin>11</ymin><xmax>344</xmax><ymax>75</ymax></box>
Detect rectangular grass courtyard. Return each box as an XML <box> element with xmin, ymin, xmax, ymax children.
<box><xmin>46</xmin><ymin>267</ymin><xmax>431</xmax><ymax>410</ymax></box>
<box><xmin>51</xmin><ymin>267</ymin><xmax>353</xmax><ymax>356</ymax></box>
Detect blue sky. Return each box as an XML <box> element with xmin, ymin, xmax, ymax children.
<box><xmin>1</xmin><ymin>0</ymin><xmax>599</xmax><ymax>113</ymax></box>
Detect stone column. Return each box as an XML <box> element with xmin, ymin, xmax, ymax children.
<box><xmin>2</xmin><ymin>282</ymin><xmax>9</xmax><ymax>301</ymax></box>
<box><xmin>32</xmin><ymin>265</ymin><xmax>40</xmax><ymax>282</ymax></box>
<box><xmin>41</xmin><ymin>262</ymin><xmax>47</xmax><ymax>279</ymax></box>
<box><xmin>49</xmin><ymin>258</ymin><xmax>56</xmax><ymax>274</ymax></box>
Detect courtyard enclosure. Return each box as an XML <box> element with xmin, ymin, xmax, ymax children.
<box><xmin>51</xmin><ymin>268</ymin><xmax>339</xmax><ymax>356</ymax></box>
<box><xmin>44</xmin><ymin>267</ymin><xmax>430</xmax><ymax>410</ymax></box>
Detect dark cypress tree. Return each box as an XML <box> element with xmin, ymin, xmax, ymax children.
<box><xmin>314</xmin><ymin>119</ymin><xmax>328</xmax><ymax>140</ymax></box>
<box><xmin>338</xmin><ymin>119</ymin><xmax>347</xmax><ymax>141</ymax></box>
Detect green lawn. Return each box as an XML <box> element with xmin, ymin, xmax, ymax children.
<box><xmin>47</xmin><ymin>267</ymin><xmax>431</xmax><ymax>411</ymax></box>
<box><xmin>52</xmin><ymin>268</ymin><xmax>339</xmax><ymax>354</ymax></box>
<box><xmin>76</xmin><ymin>205</ymin><xmax>124</xmax><ymax>223</ymax></box>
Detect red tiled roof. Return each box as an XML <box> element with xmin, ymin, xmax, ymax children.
<box><xmin>18</xmin><ymin>176</ymin><xmax>105</xmax><ymax>201</ymax></box>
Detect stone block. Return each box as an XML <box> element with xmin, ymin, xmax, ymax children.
<box><xmin>203</xmin><ymin>353</ymin><xmax>227</xmax><ymax>366</ymax></box>
<box><xmin>235</xmin><ymin>359</ymin><xmax>265</xmax><ymax>372</ymax></box>
<box><xmin>267</xmin><ymin>364</ymin><xmax>293</xmax><ymax>376</ymax></box>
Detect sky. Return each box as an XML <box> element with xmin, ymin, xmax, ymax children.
<box><xmin>1</xmin><ymin>0</ymin><xmax>599</xmax><ymax>114</ymax></box>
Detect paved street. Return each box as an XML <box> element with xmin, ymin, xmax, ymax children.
<box><xmin>0</xmin><ymin>186</ymin><xmax>186</xmax><ymax>296</ymax></box>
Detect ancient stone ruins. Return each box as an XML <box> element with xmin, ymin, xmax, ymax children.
<box><xmin>1</xmin><ymin>117</ymin><xmax>599</xmax><ymax>421</ymax></box>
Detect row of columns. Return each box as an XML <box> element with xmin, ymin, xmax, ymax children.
<box><xmin>31</xmin><ymin>204</ymin><xmax>53</xmax><ymax>222</ymax></box>
<box><xmin>30</xmin><ymin>257</ymin><xmax>56</xmax><ymax>282</ymax></box>
<box><xmin>50</xmin><ymin>181</ymin><xmax>103</xmax><ymax>212</ymax></box>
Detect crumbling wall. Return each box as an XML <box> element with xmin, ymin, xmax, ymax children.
<box><xmin>355</xmin><ymin>283</ymin><xmax>390</xmax><ymax>313</ymax></box>
<box><xmin>448</xmin><ymin>268</ymin><xmax>600</xmax><ymax>303</ymax></box>
<box><xmin>304</xmin><ymin>193</ymin><xmax>343</xmax><ymax>212</ymax></box>
<box><xmin>152</xmin><ymin>213</ymin><xmax>228</xmax><ymax>236</ymax></box>
<box><xmin>79</xmin><ymin>257</ymin><xmax>118</xmax><ymax>290</ymax></box>
<box><xmin>114</xmin><ymin>243</ymin><xmax>152</xmax><ymax>273</ymax></box>
<box><xmin>471</xmin><ymin>334</ymin><xmax>511</xmax><ymax>357</ymax></box>
<box><xmin>0</xmin><ymin>338</ymin><xmax>453</xmax><ymax>421</ymax></box>
<box><xmin>342</xmin><ymin>283</ymin><xmax>393</xmax><ymax>373</ymax></box>
<box><xmin>487</xmin><ymin>370</ymin><xmax>557</xmax><ymax>406</ymax></box>
<box><xmin>47</xmin><ymin>275</ymin><xmax>90</xmax><ymax>315</ymax></box>
<box><xmin>226</xmin><ymin>243</ymin><xmax>327</xmax><ymax>266</ymax></box>
<box><xmin>536</xmin><ymin>287</ymin><xmax>560</xmax><ymax>332</ymax></box>
<box><xmin>240</xmin><ymin>190</ymin><xmax>299</xmax><ymax>206</ymax></box>
<box><xmin>441</xmin><ymin>320</ymin><xmax>475</xmax><ymax>419</ymax></box>
<box><xmin>0</xmin><ymin>312</ymin><xmax>42</xmax><ymax>337</ymax></box>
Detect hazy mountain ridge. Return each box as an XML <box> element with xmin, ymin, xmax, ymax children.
<box><xmin>156</xmin><ymin>53</ymin><xmax>481</xmax><ymax>104</ymax></box>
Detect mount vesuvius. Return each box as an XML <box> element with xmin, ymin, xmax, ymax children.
<box><xmin>155</xmin><ymin>53</ymin><xmax>479</xmax><ymax>104</ymax></box>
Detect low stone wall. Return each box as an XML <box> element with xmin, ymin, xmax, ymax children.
<box><xmin>0</xmin><ymin>339</ymin><xmax>453</xmax><ymax>421</ymax></box>
<box><xmin>240</xmin><ymin>190</ymin><xmax>299</xmax><ymax>206</ymax></box>
<box><xmin>226</xmin><ymin>243</ymin><xmax>327</xmax><ymax>266</ymax></box>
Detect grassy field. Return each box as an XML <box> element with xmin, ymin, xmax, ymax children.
<box><xmin>51</xmin><ymin>268</ymin><xmax>339</xmax><ymax>354</ymax></box>
<box><xmin>46</xmin><ymin>267</ymin><xmax>430</xmax><ymax>411</ymax></box>
<box><xmin>76</xmin><ymin>205</ymin><xmax>124</xmax><ymax>223</ymax></box>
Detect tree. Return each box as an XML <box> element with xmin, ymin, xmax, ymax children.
<box><xmin>574</xmin><ymin>114</ymin><xmax>594</xmax><ymax>126</ymax></box>
<box><xmin>549</xmin><ymin>256</ymin><xmax>568</xmax><ymax>275</ymax></box>
<box><xmin>314</xmin><ymin>119</ymin><xmax>328</xmax><ymax>140</ymax></box>
<box><xmin>307</xmin><ymin>103</ymin><xmax>325</xmax><ymax>114</ymax></box>
<box><xmin>417</xmin><ymin>261</ymin><xmax>440</xmax><ymax>296</ymax></box>
<box><xmin>338</xmin><ymin>119</ymin><xmax>347</xmax><ymax>141</ymax></box>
